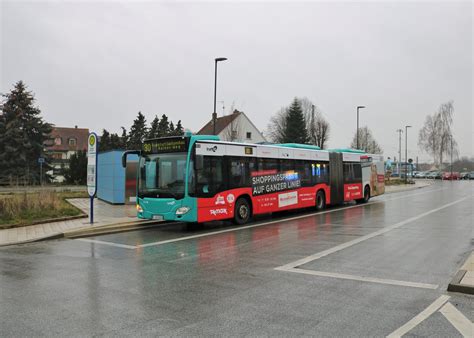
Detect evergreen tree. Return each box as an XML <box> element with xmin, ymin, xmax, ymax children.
<box><xmin>99</xmin><ymin>129</ymin><xmax>112</xmax><ymax>152</ymax></box>
<box><xmin>127</xmin><ymin>112</ymin><xmax>147</xmax><ymax>149</ymax></box>
<box><xmin>0</xmin><ymin>81</ymin><xmax>52</xmax><ymax>185</ymax></box>
<box><xmin>110</xmin><ymin>133</ymin><xmax>122</xmax><ymax>149</ymax></box>
<box><xmin>169</xmin><ymin>121</ymin><xmax>175</xmax><ymax>135</ymax></box>
<box><xmin>282</xmin><ymin>98</ymin><xmax>308</xmax><ymax>144</ymax></box>
<box><xmin>120</xmin><ymin>127</ymin><xmax>128</xmax><ymax>149</ymax></box>
<box><xmin>174</xmin><ymin>120</ymin><xmax>184</xmax><ymax>136</ymax></box>
<box><xmin>148</xmin><ymin>115</ymin><xmax>160</xmax><ymax>139</ymax></box>
<box><xmin>157</xmin><ymin>114</ymin><xmax>170</xmax><ymax>137</ymax></box>
<box><xmin>64</xmin><ymin>150</ymin><xmax>87</xmax><ymax>185</ymax></box>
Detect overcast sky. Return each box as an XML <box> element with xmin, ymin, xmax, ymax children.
<box><xmin>1</xmin><ymin>1</ymin><xmax>472</xmax><ymax>161</ymax></box>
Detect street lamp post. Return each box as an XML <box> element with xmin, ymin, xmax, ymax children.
<box><xmin>213</xmin><ymin>57</ymin><xmax>228</xmax><ymax>135</ymax></box>
<box><xmin>356</xmin><ymin>106</ymin><xmax>365</xmax><ymax>149</ymax></box>
<box><xmin>396</xmin><ymin>129</ymin><xmax>403</xmax><ymax>177</ymax></box>
<box><xmin>450</xmin><ymin>135</ymin><xmax>453</xmax><ymax>179</ymax></box>
<box><xmin>405</xmin><ymin>125</ymin><xmax>412</xmax><ymax>184</ymax></box>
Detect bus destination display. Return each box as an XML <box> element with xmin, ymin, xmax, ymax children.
<box><xmin>143</xmin><ymin>138</ymin><xmax>188</xmax><ymax>154</ymax></box>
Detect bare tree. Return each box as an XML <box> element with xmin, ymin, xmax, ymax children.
<box><xmin>350</xmin><ymin>126</ymin><xmax>382</xmax><ymax>154</ymax></box>
<box><xmin>265</xmin><ymin>107</ymin><xmax>287</xmax><ymax>143</ymax></box>
<box><xmin>418</xmin><ymin>101</ymin><xmax>458</xmax><ymax>166</ymax></box>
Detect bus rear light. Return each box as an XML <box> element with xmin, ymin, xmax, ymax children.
<box><xmin>176</xmin><ymin>207</ymin><xmax>190</xmax><ymax>215</ymax></box>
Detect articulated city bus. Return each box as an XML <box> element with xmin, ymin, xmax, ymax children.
<box><xmin>122</xmin><ymin>133</ymin><xmax>385</xmax><ymax>225</ymax></box>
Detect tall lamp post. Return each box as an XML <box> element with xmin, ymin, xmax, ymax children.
<box><xmin>405</xmin><ymin>125</ymin><xmax>412</xmax><ymax>184</ymax></box>
<box><xmin>213</xmin><ymin>57</ymin><xmax>228</xmax><ymax>135</ymax></box>
<box><xmin>396</xmin><ymin>129</ymin><xmax>403</xmax><ymax>177</ymax></box>
<box><xmin>356</xmin><ymin>106</ymin><xmax>365</xmax><ymax>149</ymax></box>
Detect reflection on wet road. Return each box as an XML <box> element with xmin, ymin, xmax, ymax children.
<box><xmin>0</xmin><ymin>182</ymin><xmax>472</xmax><ymax>336</ymax></box>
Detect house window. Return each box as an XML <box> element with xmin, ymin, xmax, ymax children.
<box><xmin>68</xmin><ymin>138</ymin><xmax>77</xmax><ymax>146</ymax></box>
<box><xmin>54</xmin><ymin>137</ymin><xmax>62</xmax><ymax>145</ymax></box>
<box><xmin>246</xmin><ymin>132</ymin><xmax>252</xmax><ymax>139</ymax></box>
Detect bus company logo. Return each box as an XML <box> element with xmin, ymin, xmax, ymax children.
<box><xmin>215</xmin><ymin>195</ymin><xmax>225</xmax><ymax>205</ymax></box>
<box><xmin>210</xmin><ymin>208</ymin><xmax>228</xmax><ymax>216</ymax></box>
<box><xmin>226</xmin><ymin>194</ymin><xmax>235</xmax><ymax>204</ymax></box>
<box><xmin>206</xmin><ymin>146</ymin><xmax>218</xmax><ymax>152</ymax></box>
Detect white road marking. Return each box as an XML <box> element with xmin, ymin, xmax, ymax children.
<box><xmin>75</xmin><ymin>238</ymin><xmax>136</xmax><ymax>249</ymax></box>
<box><xmin>137</xmin><ymin>187</ymin><xmax>448</xmax><ymax>249</ymax></box>
<box><xmin>387</xmin><ymin>295</ymin><xmax>451</xmax><ymax>338</ymax></box>
<box><xmin>72</xmin><ymin>186</ymin><xmax>449</xmax><ymax>250</ymax></box>
<box><xmin>276</xmin><ymin>195</ymin><xmax>470</xmax><ymax>270</ymax></box>
<box><xmin>439</xmin><ymin>302</ymin><xmax>474</xmax><ymax>337</ymax></box>
<box><xmin>275</xmin><ymin>268</ymin><xmax>439</xmax><ymax>289</ymax></box>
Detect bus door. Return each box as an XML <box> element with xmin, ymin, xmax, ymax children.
<box><xmin>329</xmin><ymin>152</ymin><xmax>344</xmax><ymax>205</ymax></box>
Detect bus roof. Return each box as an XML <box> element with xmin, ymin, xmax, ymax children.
<box><xmin>328</xmin><ymin>148</ymin><xmax>366</xmax><ymax>154</ymax></box>
<box><xmin>274</xmin><ymin>143</ymin><xmax>321</xmax><ymax>150</ymax></box>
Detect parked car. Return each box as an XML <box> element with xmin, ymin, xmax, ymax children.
<box><xmin>417</xmin><ymin>171</ymin><xmax>428</xmax><ymax>178</ymax></box>
<box><xmin>426</xmin><ymin>171</ymin><xmax>441</xmax><ymax>179</ymax></box>
<box><xmin>460</xmin><ymin>172</ymin><xmax>474</xmax><ymax>180</ymax></box>
<box><xmin>442</xmin><ymin>171</ymin><xmax>460</xmax><ymax>180</ymax></box>
<box><xmin>412</xmin><ymin>171</ymin><xmax>421</xmax><ymax>178</ymax></box>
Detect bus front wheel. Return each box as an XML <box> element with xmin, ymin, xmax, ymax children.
<box><xmin>233</xmin><ymin>198</ymin><xmax>251</xmax><ymax>225</ymax></box>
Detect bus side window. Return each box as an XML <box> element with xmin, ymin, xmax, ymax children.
<box><xmin>229</xmin><ymin>157</ymin><xmax>257</xmax><ymax>188</ymax></box>
<box><xmin>196</xmin><ymin>156</ymin><xmax>224</xmax><ymax>197</ymax></box>
<box><xmin>295</xmin><ymin>160</ymin><xmax>311</xmax><ymax>187</ymax></box>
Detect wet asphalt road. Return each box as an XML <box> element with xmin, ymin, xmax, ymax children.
<box><xmin>1</xmin><ymin>181</ymin><xmax>473</xmax><ymax>336</ymax></box>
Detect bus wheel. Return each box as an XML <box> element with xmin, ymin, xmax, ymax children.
<box><xmin>362</xmin><ymin>186</ymin><xmax>371</xmax><ymax>203</ymax></box>
<box><xmin>233</xmin><ymin>198</ymin><xmax>251</xmax><ymax>225</ymax></box>
<box><xmin>316</xmin><ymin>190</ymin><xmax>326</xmax><ymax>211</ymax></box>
<box><xmin>357</xmin><ymin>186</ymin><xmax>370</xmax><ymax>204</ymax></box>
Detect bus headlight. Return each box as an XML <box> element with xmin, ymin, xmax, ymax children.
<box><xmin>176</xmin><ymin>207</ymin><xmax>190</xmax><ymax>215</ymax></box>
<box><xmin>136</xmin><ymin>204</ymin><xmax>143</xmax><ymax>213</ymax></box>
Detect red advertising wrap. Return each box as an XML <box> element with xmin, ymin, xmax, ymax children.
<box><xmin>197</xmin><ymin>185</ymin><xmax>330</xmax><ymax>223</ymax></box>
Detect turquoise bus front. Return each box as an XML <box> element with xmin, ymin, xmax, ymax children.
<box><xmin>134</xmin><ymin>134</ymin><xmax>218</xmax><ymax>223</ymax></box>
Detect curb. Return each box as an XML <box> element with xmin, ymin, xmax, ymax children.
<box><xmin>384</xmin><ymin>182</ymin><xmax>432</xmax><ymax>194</ymax></box>
<box><xmin>447</xmin><ymin>270</ymin><xmax>474</xmax><ymax>295</ymax></box>
<box><xmin>0</xmin><ymin>219</ymin><xmax>164</xmax><ymax>247</ymax></box>
<box><xmin>63</xmin><ymin>219</ymin><xmax>164</xmax><ymax>238</ymax></box>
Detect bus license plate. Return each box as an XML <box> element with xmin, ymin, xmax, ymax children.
<box><xmin>152</xmin><ymin>215</ymin><xmax>164</xmax><ymax>221</ymax></box>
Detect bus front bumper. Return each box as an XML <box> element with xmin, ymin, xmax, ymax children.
<box><xmin>136</xmin><ymin>197</ymin><xmax>197</xmax><ymax>223</ymax></box>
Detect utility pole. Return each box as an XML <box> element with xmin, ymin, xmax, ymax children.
<box><xmin>396</xmin><ymin>129</ymin><xmax>403</xmax><ymax>177</ymax></box>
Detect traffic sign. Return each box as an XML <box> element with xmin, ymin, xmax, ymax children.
<box><xmin>38</xmin><ymin>157</ymin><xmax>45</xmax><ymax>164</ymax></box>
<box><xmin>87</xmin><ymin>133</ymin><xmax>98</xmax><ymax>197</ymax></box>
<box><xmin>87</xmin><ymin>132</ymin><xmax>98</xmax><ymax>224</ymax></box>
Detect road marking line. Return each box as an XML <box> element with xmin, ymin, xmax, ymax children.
<box><xmin>137</xmin><ymin>188</ymin><xmax>448</xmax><ymax>248</ymax></box>
<box><xmin>75</xmin><ymin>238</ymin><xmax>136</xmax><ymax>249</ymax></box>
<box><xmin>72</xmin><ymin>186</ymin><xmax>449</xmax><ymax>250</ymax></box>
<box><xmin>439</xmin><ymin>302</ymin><xmax>473</xmax><ymax>337</ymax></box>
<box><xmin>382</xmin><ymin>187</ymin><xmax>445</xmax><ymax>201</ymax></box>
<box><xmin>387</xmin><ymin>295</ymin><xmax>451</xmax><ymax>338</ymax></box>
<box><xmin>274</xmin><ymin>267</ymin><xmax>438</xmax><ymax>289</ymax></box>
<box><xmin>276</xmin><ymin>196</ymin><xmax>470</xmax><ymax>270</ymax></box>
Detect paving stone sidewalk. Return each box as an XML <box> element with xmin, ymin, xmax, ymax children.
<box><xmin>0</xmin><ymin>199</ymin><xmax>141</xmax><ymax>246</ymax></box>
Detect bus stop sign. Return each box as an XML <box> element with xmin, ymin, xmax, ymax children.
<box><xmin>87</xmin><ymin>133</ymin><xmax>98</xmax><ymax>197</ymax></box>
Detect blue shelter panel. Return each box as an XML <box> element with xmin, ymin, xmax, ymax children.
<box><xmin>97</xmin><ymin>150</ymin><xmax>138</xmax><ymax>204</ymax></box>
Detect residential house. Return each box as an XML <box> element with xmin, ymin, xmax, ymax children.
<box><xmin>197</xmin><ymin>110</ymin><xmax>266</xmax><ymax>143</ymax></box>
<box><xmin>44</xmin><ymin>126</ymin><xmax>89</xmax><ymax>182</ymax></box>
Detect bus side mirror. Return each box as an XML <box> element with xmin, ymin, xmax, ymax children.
<box><xmin>122</xmin><ymin>150</ymin><xmax>140</xmax><ymax>168</ymax></box>
<box><xmin>195</xmin><ymin>155</ymin><xmax>204</xmax><ymax>170</ymax></box>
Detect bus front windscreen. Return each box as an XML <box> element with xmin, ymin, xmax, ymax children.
<box><xmin>138</xmin><ymin>153</ymin><xmax>187</xmax><ymax>199</ymax></box>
